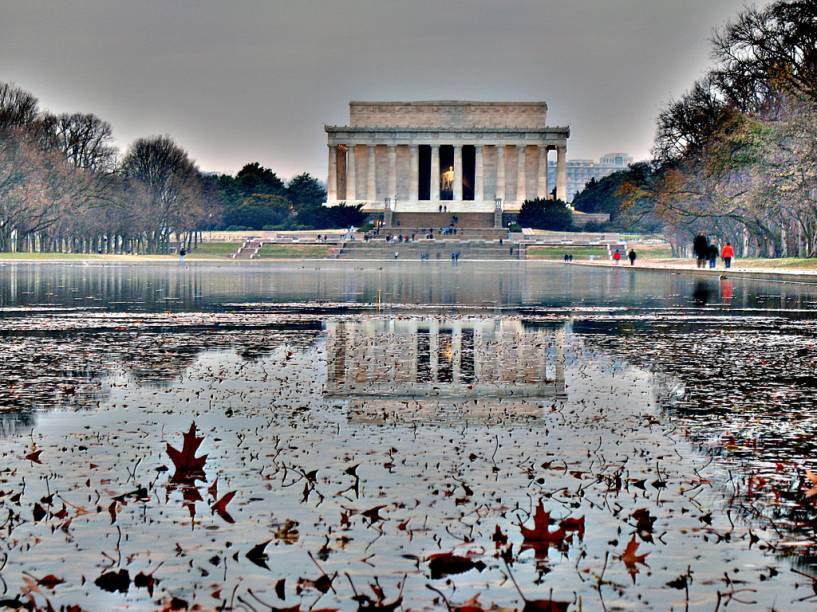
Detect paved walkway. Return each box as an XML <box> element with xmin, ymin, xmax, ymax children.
<box><xmin>575</xmin><ymin>257</ymin><xmax>817</xmax><ymax>284</ymax></box>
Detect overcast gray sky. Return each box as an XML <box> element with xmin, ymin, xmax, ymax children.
<box><xmin>1</xmin><ymin>0</ymin><xmax>766</xmax><ymax>179</ymax></box>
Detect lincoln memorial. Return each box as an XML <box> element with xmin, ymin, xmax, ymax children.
<box><xmin>324</xmin><ymin>101</ymin><xmax>569</xmax><ymax>228</ymax></box>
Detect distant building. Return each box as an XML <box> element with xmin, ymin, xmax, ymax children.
<box><xmin>324</xmin><ymin>100</ymin><xmax>570</xmax><ymax>229</ymax></box>
<box><xmin>548</xmin><ymin>152</ymin><xmax>633</xmax><ymax>202</ymax></box>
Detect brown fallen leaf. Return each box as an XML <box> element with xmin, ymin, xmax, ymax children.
<box><xmin>620</xmin><ymin>535</ymin><xmax>649</xmax><ymax>580</ymax></box>
<box><xmin>166</xmin><ymin>422</ymin><xmax>208</xmax><ymax>481</ymax></box>
<box><xmin>426</xmin><ymin>551</ymin><xmax>486</xmax><ymax>579</ymax></box>
<box><xmin>211</xmin><ymin>490</ymin><xmax>236</xmax><ymax>523</ymax></box>
<box><xmin>24</xmin><ymin>448</ymin><xmax>43</xmax><ymax>463</ymax></box>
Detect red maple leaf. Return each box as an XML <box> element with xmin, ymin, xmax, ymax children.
<box><xmin>521</xmin><ymin>500</ymin><xmax>566</xmax><ymax>545</ymax></box>
<box><xmin>519</xmin><ymin>500</ymin><xmax>568</xmax><ymax>560</ymax></box>
<box><xmin>166</xmin><ymin>422</ymin><xmax>208</xmax><ymax>481</ymax></box>
<box><xmin>620</xmin><ymin>535</ymin><xmax>649</xmax><ymax>580</ymax></box>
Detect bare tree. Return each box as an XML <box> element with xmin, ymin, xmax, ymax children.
<box><xmin>653</xmin><ymin>78</ymin><xmax>734</xmax><ymax>164</ymax></box>
<box><xmin>121</xmin><ymin>135</ymin><xmax>204</xmax><ymax>253</ymax></box>
<box><xmin>711</xmin><ymin>0</ymin><xmax>817</xmax><ymax>110</ymax></box>
<box><xmin>0</xmin><ymin>83</ymin><xmax>39</xmax><ymax>129</ymax></box>
<box><xmin>50</xmin><ymin>112</ymin><xmax>117</xmax><ymax>173</ymax></box>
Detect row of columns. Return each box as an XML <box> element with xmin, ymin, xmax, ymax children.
<box><xmin>326</xmin><ymin>320</ymin><xmax>566</xmax><ymax>392</ymax></box>
<box><xmin>328</xmin><ymin>143</ymin><xmax>567</xmax><ymax>203</ymax></box>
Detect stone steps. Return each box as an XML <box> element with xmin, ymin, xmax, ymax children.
<box><xmin>233</xmin><ymin>240</ymin><xmax>261</xmax><ymax>259</ymax></box>
<box><xmin>391</xmin><ymin>212</ymin><xmax>497</xmax><ymax>229</ymax></box>
<box><xmin>337</xmin><ymin>240</ymin><xmax>525</xmax><ymax>260</ymax></box>
<box><xmin>380</xmin><ymin>228</ymin><xmax>509</xmax><ymax>240</ymax></box>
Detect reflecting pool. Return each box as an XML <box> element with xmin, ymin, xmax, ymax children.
<box><xmin>1</xmin><ymin>261</ymin><xmax>816</xmax><ymax>610</ymax></box>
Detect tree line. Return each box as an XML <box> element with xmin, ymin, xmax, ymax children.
<box><xmin>572</xmin><ymin>0</ymin><xmax>817</xmax><ymax>257</ymax></box>
<box><xmin>0</xmin><ymin>83</ymin><xmax>363</xmax><ymax>254</ymax></box>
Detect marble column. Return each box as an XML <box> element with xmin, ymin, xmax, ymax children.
<box><xmin>537</xmin><ymin>145</ymin><xmax>548</xmax><ymax>200</ymax></box>
<box><xmin>409</xmin><ymin>145</ymin><xmax>419</xmax><ymax>201</ymax></box>
<box><xmin>346</xmin><ymin>144</ymin><xmax>356</xmax><ymax>201</ymax></box>
<box><xmin>495</xmin><ymin>145</ymin><xmax>505</xmax><ymax>201</ymax></box>
<box><xmin>327</xmin><ymin>145</ymin><xmax>337</xmax><ymax>203</ymax></box>
<box><xmin>387</xmin><ymin>145</ymin><xmax>397</xmax><ymax>200</ymax></box>
<box><xmin>430</xmin><ymin>144</ymin><xmax>440</xmax><ymax>201</ymax></box>
<box><xmin>453</xmin><ymin>145</ymin><xmax>462</xmax><ymax>201</ymax></box>
<box><xmin>474</xmin><ymin>145</ymin><xmax>484</xmax><ymax>201</ymax></box>
<box><xmin>367</xmin><ymin>145</ymin><xmax>376</xmax><ymax>202</ymax></box>
<box><xmin>516</xmin><ymin>144</ymin><xmax>526</xmax><ymax>202</ymax></box>
<box><xmin>556</xmin><ymin>145</ymin><xmax>567</xmax><ymax>202</ymax></box>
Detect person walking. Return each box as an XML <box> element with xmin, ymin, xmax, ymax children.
<box><xmin>693</xmin><ymin>234</ymin><xmax>708</xmax><ymax>269</ymax></box>
<box><xmin>721</xmin><ymin>242</ymin><xmax>734</xmax><ymax>269</ymax></box>
<box><xmin>707</xmin><ymin>243</ymin><xmax>719</xmax><ymax>269</ymax></box>
<box><xmin>628</xmin><ymin>249</ymin><xmax>637</xmax><ymax>266</ymax></box>
<box><xmin>613</xmin><ymin>249</ymin><xmax>622</xmax><ymax>265</ymax></box>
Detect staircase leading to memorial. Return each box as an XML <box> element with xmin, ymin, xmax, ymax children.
<box><xmin>233</xmin><ymin>239</ymin><xmax>261</xmax><ymax>259</ymax></box>
<box><xmin>336</xmin><ymin>239</ymin><xmax>526</xmax><ymax>260</ymax></box>
<box><xmin>382</xmin><ymin>228</ymin><xmax>509</xmax><ymax>240</ymax></box>
<box><xmin>391</xmin><ymin>212</ymin><xmax>497</xmax><ymax>229</ymax></box>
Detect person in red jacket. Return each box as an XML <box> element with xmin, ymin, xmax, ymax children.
<box><xmin>612</xmin><ymin>249</ymin><xmax>622</xmax><ymax>265</ymax></box>
<box><xmin>721</xmin><ymin>242</ymin><xmax>735</xmax><ymax>268</ymax></box>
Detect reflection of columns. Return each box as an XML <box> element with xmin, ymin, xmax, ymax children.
<box><xmin>430</xmin><ymin>145</ymin><xmax>440</xmax><ymax>201</ymax></box>
<box><xmin>327</xmin><ymin>145</ymin><xmax>337</xmax><ymax>202</ymax></box>
<box><xmin>555</xmin><ymin>326</ymin><xmax>566</xmax><ymax>395</ymax></box>
<box><xmin>429</xmin><ymin>321</ymin><xmax>439</xmax><ymax>383</ymax></box>
<box><xmin>495</xmin><ymin>145</ymin><xmax>505</xmax><ymax>201</ymax></box>
<box><xmin>516</xmin><ymin>144</ymin><xmax>526</xmax><ymax>202</ymax></box>
<box><xmin>474</xmin><ymin>145</ymin><xmax>484</xmax><ymax>201</ymax></box>
<box><xmin>556</xmin><ymin>145</ymin><xmax>567</xmax><ymax>202</ymax></box>
<box><xmin>387</xmin><ymin>145</ymin><xmax>397</xmax><ymax>199</ymax></box>
<box><xmin>346</xmin><ymin>144</ymin><xmax>356</xmax><ymax>201</ymax></box>
<box><xmin>452</xmin><ymin>324</ymin><xmax>462</xmax><ymax>383</ymax></box>
<box><xmin>367</xmin><ymin>145</ymin><xmax>376</xmax><ymax>202</ymax></box>
<box><xmin>453</xmin><ymin>144</ymin><xmax>462</xmax><ymax>201</ymax></box>
<box><xmin>409</xmin><ymin>145</ymin><xmax>419</xmax><ymax>201</ymax></box>
<box><xmin>537</xmin><ymin>145</ymin><xmax>548</xmax><ymax>200</ymax></box>
<box><xmin>409</xmin><ymin>321</ymin><xmax>418</xmax><ymax>383</ymax></box>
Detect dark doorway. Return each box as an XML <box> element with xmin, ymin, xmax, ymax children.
<box><xmin>437</xmin><ymin>331</ymin><xmax>453</xmax><ymax>382</ymax></box>
<box><xmin>462</xmin><ymin>145</ymin><xmax>475</xmax><ymax>200</ymax></box>
<box><xmin>460</xmin><ymin>328</ymin><xmax>475</xmax><ymax>383</ymax></box>
<box><xmin>419</xmin><ymin>145</ymin><xmax>431</xmax><ymax>200</ymax></box>
<box><xmin>440</xmin><ymin>145</ymin><xmax>454</xmax><ymax>200</ymax></box>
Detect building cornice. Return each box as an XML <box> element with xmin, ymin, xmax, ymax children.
<box><xmin>349</xmin><ymin>100</ymin><xmax>548</xmax><ymax>109</ymax></box>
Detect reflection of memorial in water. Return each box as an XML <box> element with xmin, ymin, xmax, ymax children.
<box><xmin>325</xmin><ymin>318</ymin><xmax>566</xmax><ymax>423</ymax></box>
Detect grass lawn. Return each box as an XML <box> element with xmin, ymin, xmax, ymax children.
<box><xmin>189</xmin><ymin>242</ymin><xmax>241</xmax><ymax>258</ymax></box>
<box><xmin>526</xmin><ymin>245</ymin><xmax>609</xmax><ymax>260</ymax></box>
<box><xmin>256</xmin><ymin>244</ymin><xmax>333</xmax><ymax>259</ymax></box>
<box><xmin>0</xmin><ymin>252</ymin><xmax>107</xmax><ymax>260</ymax></box>
<box><xmin>629</xmin><ymin>243</ymin><xmax>674</xmax><ymax>259</ymax></box>
<box><xmin>731</xmin><ymin>257</ymin><xmax>817</xmax><ymax>270</ymax></box>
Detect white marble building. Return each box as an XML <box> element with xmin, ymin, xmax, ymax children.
<box><xmin>324</xmin><ymin>101</ymin><xmax>569</xmax><ymax>228</ymax></box>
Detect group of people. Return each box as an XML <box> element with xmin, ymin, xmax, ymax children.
<box><xmin>385</xmin><ymin>233</ymin><xmax>416</xmax><ymax>243</ymax></box>
<box><xmin>611</xmin><ymin>249</ymin><xmax>638</xmax><ymax>266</ymax></box>
<box><xmin>693</xmin><ymin>235</ymin><xmax>734</xmax><ymax>269</ymax></box>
